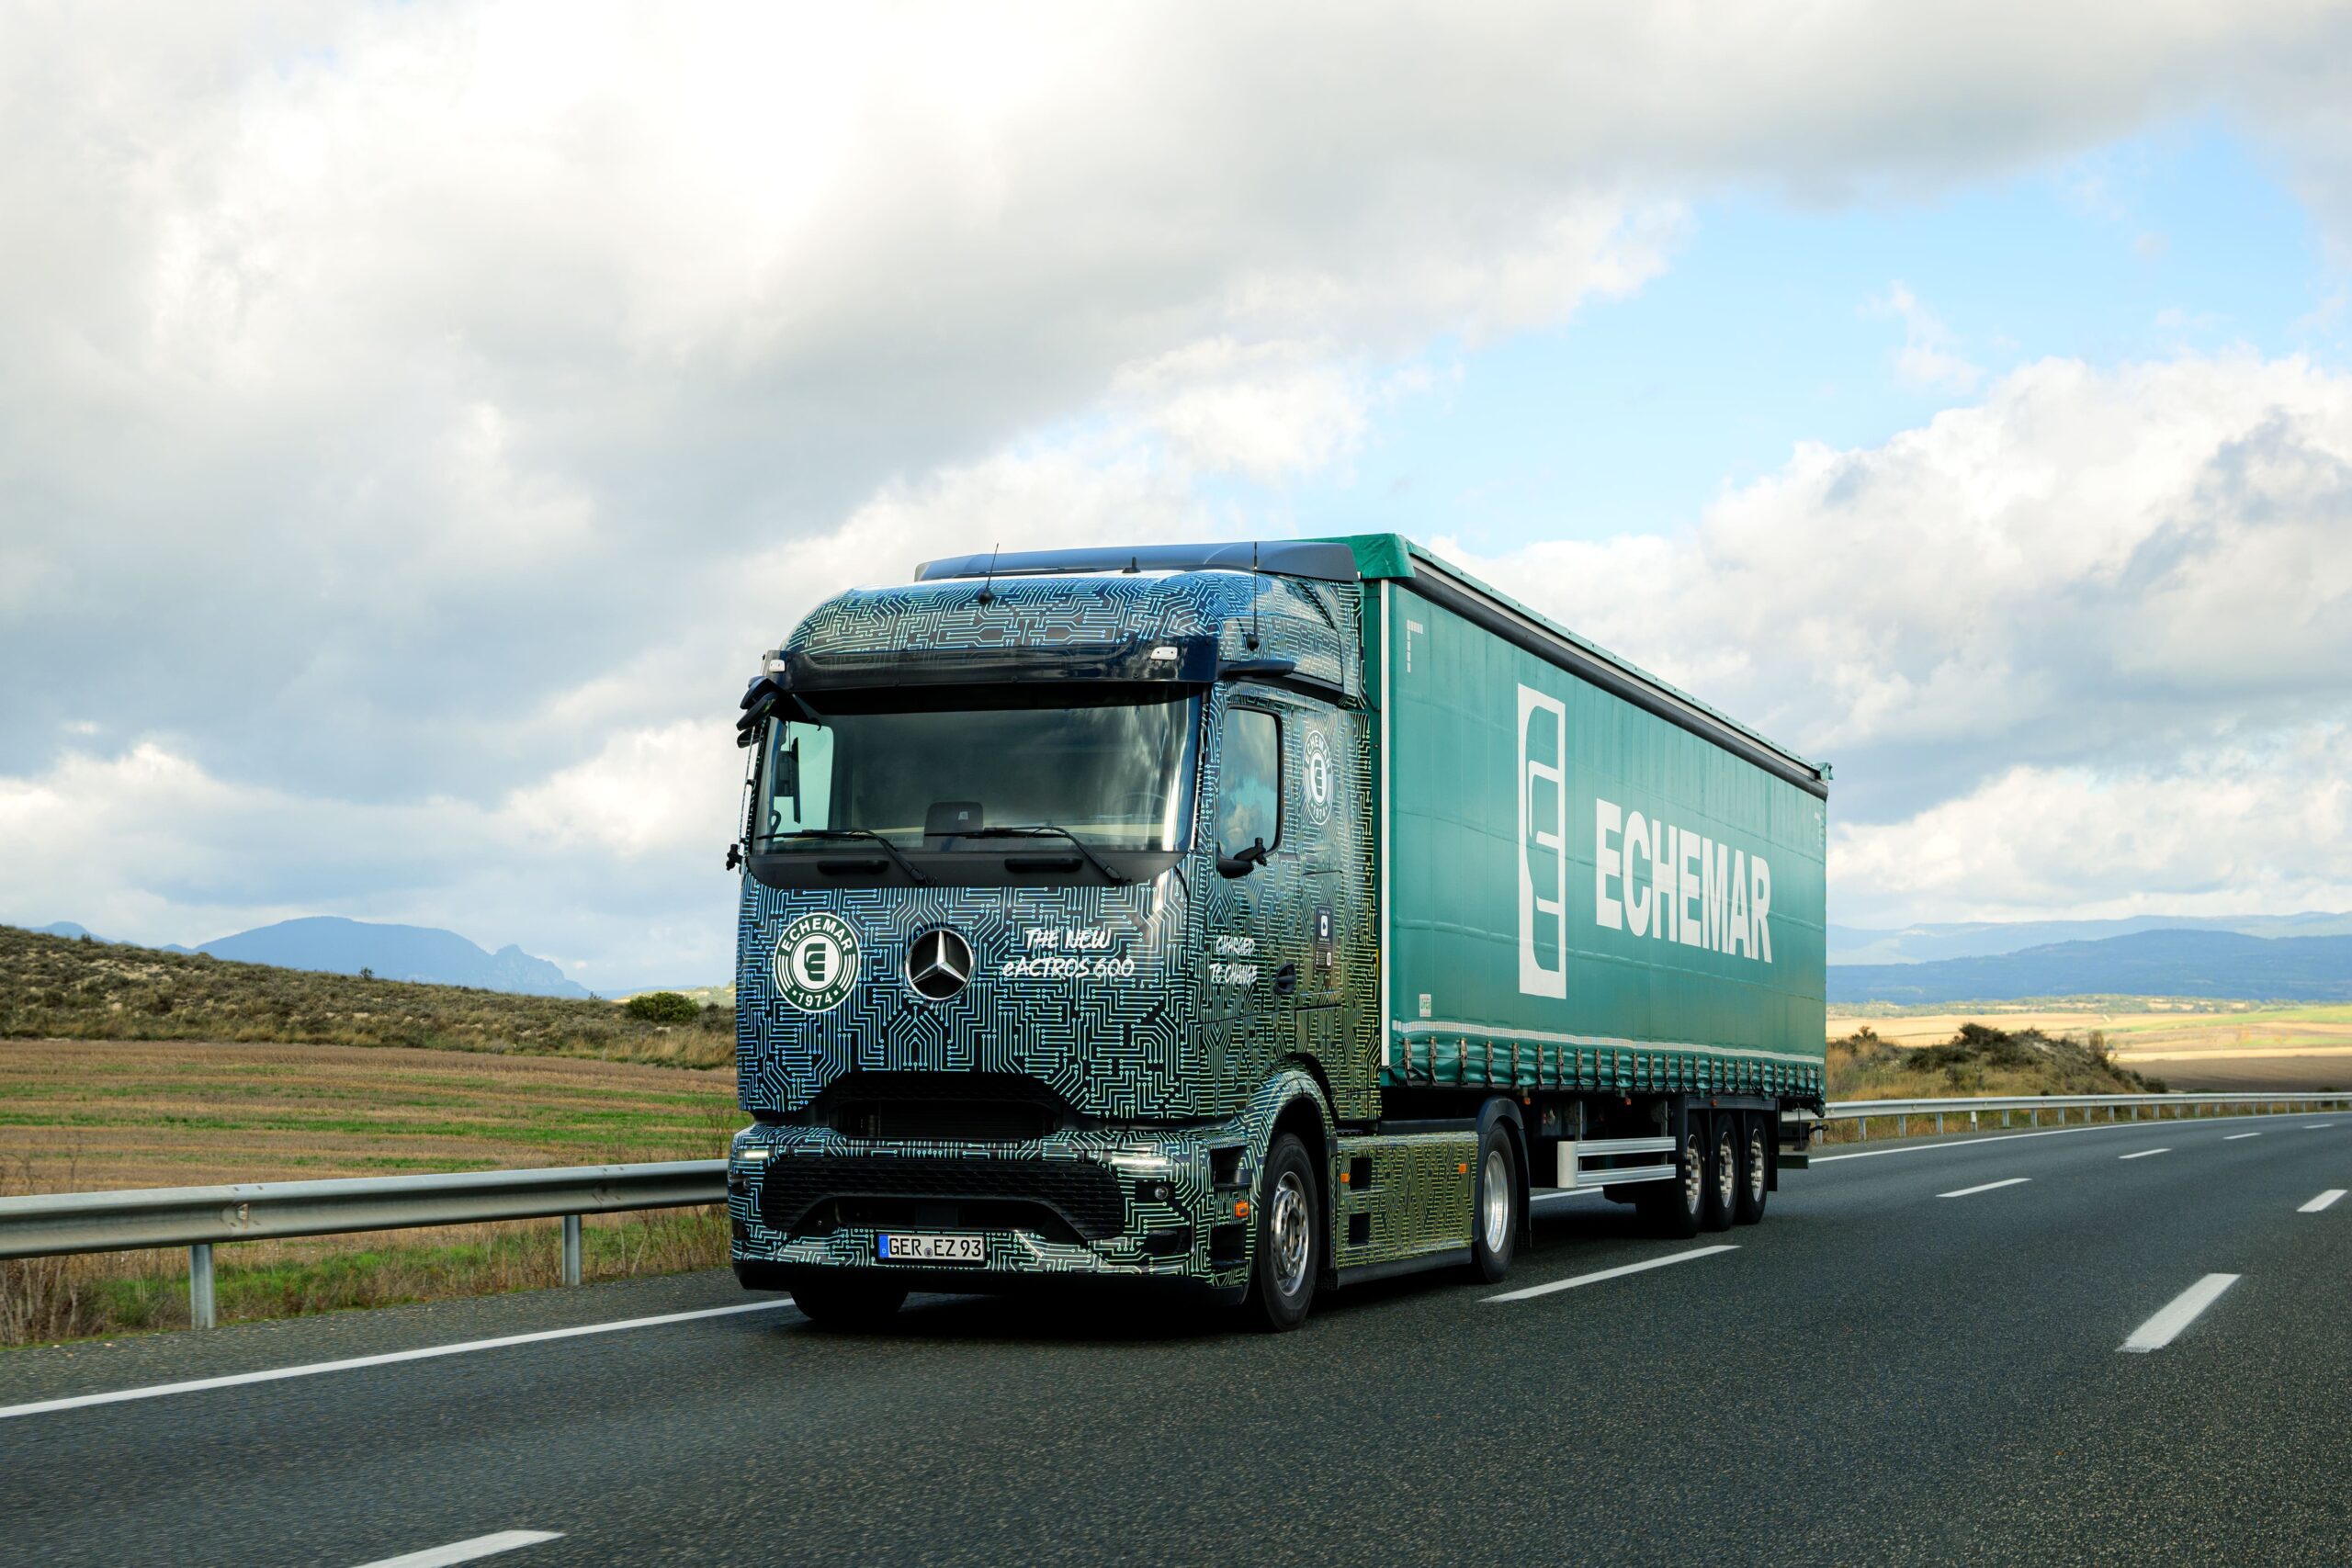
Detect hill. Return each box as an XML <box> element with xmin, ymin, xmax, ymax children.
<box><xmin>1828</xmin><ymin>1021</ymin><xmax>2161</xmax><ymax>1100</ymax></box>
<box><xmin>194</xmin><ymin>916</ymin><xmax>589</xmax><ymax>998</ymax></box>
<box><xmin>1828</xmin><ymin>929</ymin><xmax>2352</xmax><ymax>1005</ymax></box>
<box><xmin>0</xmin><ymin>924</ymin><xmax>730</xmax><ymax>1067</ymax></box>
<box><xmin>16</xmin><ymin>916</ymin><xmax>590</xmax><ymax>998</ymax></box>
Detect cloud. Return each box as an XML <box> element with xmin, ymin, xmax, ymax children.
<box><xmin>1444</xmin><ymin>349</ymin><xmax>2352</xmax><ymax>923</ymax></box>
<box><xmin>10</xmin><ymin>1</ymin><xmax>2352</xmax><ymax>968</ymax></box>
<box><xmin>1830</xmin><ymin>726</ymin><xmax>2352</xmax><ymax>924</ymax></box>
<box><xmin>1870</xmin><ymin>281</ymin><xmax>1984</xmax><ymax>392</ymax></box>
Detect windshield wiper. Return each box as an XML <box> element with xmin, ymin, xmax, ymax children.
<box><xmin>954</xmin><ymin>825</ymin><xmax>1129</xmax><ymax>885</ymax></box>
<box><xmin>760</xmin><ymin>828</ymin><xmax>930</xmax><ymax>885</ymax></box>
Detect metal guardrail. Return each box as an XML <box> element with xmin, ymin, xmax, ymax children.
<box><xmin>6</xmin><ymin>1091</ymin><xmax>2350</xmax><ymax>1330</ymax></box>
<box><xmin>1815</xmin><ymin>1091</ymin><xmax>2352</xmax><ymax>1141</ymax></box>
<box><xmin>0</xmin><ymin>1160</ymin><xmax>726</xmax><ymax>1328</ymax></box>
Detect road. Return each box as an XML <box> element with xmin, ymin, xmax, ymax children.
<box><xmin>4</xmin><ymin>1111</ymin><xmax>2347</xmax><ymax>1566</ymax></box>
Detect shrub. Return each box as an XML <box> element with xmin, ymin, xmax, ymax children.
<box><xmin>624</xmin><ymin>990</ymin><xmax>699</xmax><ymax>1025</ymax></box>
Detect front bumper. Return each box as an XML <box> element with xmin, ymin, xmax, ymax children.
<box><xmin>728</xmin><ymin>1119</ymin><xmax>1255</xmax><ymax>1295</ymax></box>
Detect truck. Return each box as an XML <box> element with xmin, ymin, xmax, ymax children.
<box><xmin>725</xmin><ymin>535</ymin><xmax>1828</xmax><ymax>1329</ymax></box>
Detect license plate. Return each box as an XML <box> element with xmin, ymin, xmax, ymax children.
<box><xmin>876</xmin><ymin>1233</ymin><xmax>985</xmax><ymax>1265</ymax></box>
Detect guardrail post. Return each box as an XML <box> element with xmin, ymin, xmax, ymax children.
<box><xmin>1935</xmin><ymin>1112</ymin><xmax>1945</xmax><ymax>1135</ymax></box>
<box><xmin>188</xmin><ymin>1243</ymin><xmax>216</xmax><ymax>1329</ymax></box>
<box><xmin>2030</xmin><ymin>1108</ymin><xmax>2039</xmax><ymax>1126</ymax></box>
<box><xmin>562</xmin><ymin>1213</ymin><xmax>582</xmax><ymax>1287</ymax></box>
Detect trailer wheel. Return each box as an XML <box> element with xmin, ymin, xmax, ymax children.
<box><xmin>1470</xmin><ymin>1123</ymin><xmax>1521</xmax><ymax>1282</ymax></box>
<box><xmin>1246</xmin><ymin>1133</ymin><xmax>1319</xmax><ymax>1332</ymax></box>
<box><xmin>1638</xmin><ymin>1113</ymin><xmax>1707</xmax><ymax>1239</ymax></box>
<box><xmin>1702</xmin><ymin>1114</ymin><xmax>1737</xmax><ymax>1233</ymax></box>
<box><xmin>784</xmin><ymin>1271</ymin><xmax>908</xmax><ymax>1329</ymax></box>
<box><xmin>1734</xmin><ymin>1115</ymin><xmax>1769</xmax><ymax>1226</ymax></box>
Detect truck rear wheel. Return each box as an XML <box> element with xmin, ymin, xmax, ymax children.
<box><xmin>1702</xmin><ymin>1114</ymin><xmax>1737</xmax><ymax>1233</ymax></box>
<box><xmin>1470</xmin><ymin>1123</ymin><xmax>1520</xmax><ymax>1282</ymax></box>
<box><xmin>785</xmin><ymin>1271</ymin><xmax>908</xmax><ymax>1329</ymax></box>
<box><xmin>1246</xmin><ymin>1133</ymin><xmax>1319</xmax><ymax>1332</ymax></box>
<box><xmin>1734</xmin><ymin>1115</ymin><xmax>1769</xmax><ymax>1226</ymax></box>
<box><xmin>1638</xmin><ymin>1113</ymin><xmax>1708</xmax><ymax>1239</ymax></box>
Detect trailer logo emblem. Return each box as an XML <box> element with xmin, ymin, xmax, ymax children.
<box><xmin>773</xmin><ymin>914</ymin><xmax>859</xmax><ymax>1011</ymax></box>
<box><xmin>1302</xmin><ymin>728</ymin><xmax>1333</xmax><ymax>826</ymax></box>
<box><xmin>905</xmin><ymin>928</ymin><xmax>975</xmax><ymax>1001</ymax></box>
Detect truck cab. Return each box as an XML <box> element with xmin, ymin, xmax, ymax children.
<box><xmin>726</xmin><ymin>536</ymin><xmax>1828</xmax><ymax>1329</ymax></box>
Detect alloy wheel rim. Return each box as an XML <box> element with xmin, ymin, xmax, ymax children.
<box><xmin>1715</xmin><ymin>1132</ymin><xmax>1736</xmax><ymax>1208</ymax></box>
<box><xmin>1682</xmin><ymin>1130</ymin><xmax>1704</xmax><ymax>1212</ymax></box>
<box><xmin>1480</xmin><ymin>1146</ymin><xmax>1510</xmax><ymax>1253</ymax></box>
<box><xmin>1748</xmin><ymin>1129</ymin><xmax>1767</xmax><ymax>1201</ymax></box>
<box><xmin>1270</xmin><ymin>1169</ymin><xmax>1311</xmax><ymax>1297</ymax></box>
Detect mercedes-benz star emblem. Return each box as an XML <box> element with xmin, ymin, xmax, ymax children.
<box><xmin>905</xmin><ymin>928</ymin><xmax>974</xmax><ymax>1001</ymax></box>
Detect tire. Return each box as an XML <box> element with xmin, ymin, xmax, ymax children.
<box><xmin>1246</xmin><ymin>1133</ymin><xmax>1320</xmax><ymax>1331</ymax></box>
<box><xmin>784</xmin><ymin>1270</ymin><xmax>908</xmax><ymax>1329</ymax></box>
<box><xmin>1734</xmin><ymin>1114</ymin><xmax>1770</xmax><ymax>1226</ymax></box>
<box><xmin>1702</xmin><ymin>1113</ymin><xmax>1737</xmax><ymax>1233</ymax></box>
<box><xmin>1469</xmin><ymin>1122</ymin><xmax>1521</xmax><ymax>1282</ymax></box>
<box><xmin>1637</xmin><ymin>1112</ymin><xmax>1707</xmax><ymax>1238</ymax></box>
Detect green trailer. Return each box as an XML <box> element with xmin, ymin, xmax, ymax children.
<box><xmin>726</xmin><ymin>535</ymin><xmax>1827</xmax><ymax>1328</ymax></box>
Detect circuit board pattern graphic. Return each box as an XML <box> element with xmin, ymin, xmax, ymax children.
<box><xmin>784</xmin><ymin>570</ymin><xmax>1360</xmax><ymax>699</ymax></box>
<box><xmin>741</xmin><ymin>569</ymin><xmax>1376</xmax><ymax>1126</ymax></box>
<box><xmin>1332</xmin><ymin>1131</ymin><xmax>1479</xmax><ymax>1269</ymax></box>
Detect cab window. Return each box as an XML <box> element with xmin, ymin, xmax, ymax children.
<box><xmin>1216</xmin><ymin>706</ymin><xmax>1281</xmax><ymax>858</ymax></box>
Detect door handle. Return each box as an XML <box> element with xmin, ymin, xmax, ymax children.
<box><xmin>1273</xmin><ymin>962</ymin><xmax>1298</xmax><ymax>996</ymax></box>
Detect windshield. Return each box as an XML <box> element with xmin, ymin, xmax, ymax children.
<box><xmin>754</xmin><ymin>694</ymin><xmax>1201</xmax><ymax>852</ymax></box>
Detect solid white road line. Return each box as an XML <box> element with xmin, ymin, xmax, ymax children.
<box><xmin>0</xmin><ymin>1300</ymin><xmax>798</xmax><ymax>1423</ymax></box>
<box><xmin>1484</xmin><ymin>1245</ymin><xmax>1736</xmax><ymax>1303</ymax></box>
<box><xmin>2224</xmin><ymin>1133</ymin><xmax>2263</xmax><ymax>1141</ymax></box>
<box><xmin>2120</xmin><ymin>1273</ymin><xmax>2240</xmax><ymax>1353</ymax></box>
<box><xmin>2300</xmin><ymin>1190</ymin><xmax>2346</xmax><ymax>1213</ymax></box>
<box><xmin>355</xmin><ymin>1531</ymin><xmax>563</xmax><ymax>1568</ymax></box>
<box><xmin>1939</xmin><ymin>1178</ymin><xmax>2032</xmax><ymax>1199</ymax></box>
<box><xmin>2118</xmin><ymin>1148</ymin><xmax>2170</xmax><ymax>1160</ymax></box>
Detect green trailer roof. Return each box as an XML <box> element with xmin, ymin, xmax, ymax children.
<box><xmin>1317</xmin><ymin>532</ymin><xmax>1829</xmax><ymax>784</ymax></box>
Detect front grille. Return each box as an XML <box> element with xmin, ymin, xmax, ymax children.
<box><xmin>761</xmin><ymin>1155</ymin><xmax>1125</xmax><ymax>1240</ymax></box>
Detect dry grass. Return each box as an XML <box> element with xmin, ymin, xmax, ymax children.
<box><xmin>1829</xmin><ymin>1001</ymin><xmax>2352</xmax><ymax>1093</ymax></box>
<box><xmin>1</xmin><ymin>924</ymin><xmax>734</xmax><ymax>1068</ymax></box>
<box><xmin>0</xmin><ymin>1039</ymin><xmax>741</xmax><ymax>1348</ymax></box>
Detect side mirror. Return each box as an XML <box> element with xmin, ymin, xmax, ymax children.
<box><xmin>775</xmin><ymin>739</ymin><xmax>800</xmax><ymax>817</ymax></box>
<box><xmin>1216</xmin><ymin>837</ymin><xmax>1270</xmax><ymax>879</ymax></box>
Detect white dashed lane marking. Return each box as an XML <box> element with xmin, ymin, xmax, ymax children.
<box><xmin>2120</xmin><ymin>1274</ymin><xmax>2241</xmax><ymax>1353</ymax></box>
<box><xmin>1939</xmin><ymin>1178</ymin><xmax>2031</xmax><ymax>1199</ymax></box>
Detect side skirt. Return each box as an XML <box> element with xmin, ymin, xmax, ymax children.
<box><xmin>1334</xmin><ymin>1247</ymin><xmax>1474</xmax><ymax>1290</ymax></box>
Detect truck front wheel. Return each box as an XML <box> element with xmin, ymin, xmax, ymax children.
<box><xmin>1470</xmin><ymin>1123</ymin><xmax>1520</xmax><ymax>1282</ymax></box>
<box><xmin>1246</xmin><ymin>1133</ymin><xmax>1320</xmax><ymax>1332</ymax></box>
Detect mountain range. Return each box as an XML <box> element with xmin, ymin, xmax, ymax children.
<box><xmin>1828</xmin><ymin>929</ymin><xmax>2352</xmax><ymax>1005</ymax></box>
<box><xmin>1827</xmin><ymin>910</ymin><xmax>2352</xmax><ymax>966</ymax></box>
<box><xmin>26</xmin><ymin>916</ymin><xmax>588</xmax><ymax>998</ymax></box>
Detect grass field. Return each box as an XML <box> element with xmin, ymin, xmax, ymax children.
<box><xmin>0</xmin><ymin>1039</ymin><xmax>739</xmax><ymax>1348</ymax></box>
<box><xmin>1828</xmin><ymin>1000</ymin><xmax>2352</xmax><ymax>1092</ymax></box>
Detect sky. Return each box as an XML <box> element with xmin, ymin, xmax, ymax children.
<box><xmin>5</xmin><ymin>2</ymin><xmax>2352</xmax><ymax>990</ymax></box>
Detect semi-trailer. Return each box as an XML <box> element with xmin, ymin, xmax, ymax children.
<box><xmin>726</xmin><ymin>535</ymin><xmax>1828</xmax><ymax>1329</ymax></box>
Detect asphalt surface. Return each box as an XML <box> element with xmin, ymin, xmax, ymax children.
<box><xmin>4</xmin><ymin>1111</ymin><xmax>2348</xmax><ymax>1567</ymax></box>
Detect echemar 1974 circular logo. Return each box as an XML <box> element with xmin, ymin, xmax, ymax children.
<box><xmin>773</xmin><ymin>912</ymin><xmax>860</xmax><ymax>1011</ymax></box>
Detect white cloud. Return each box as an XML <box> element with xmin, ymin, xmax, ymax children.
<box><xmin>1443</xmin><ymin>349</ymin><xmax>2352</xmax><ymax>924</ymax></box>
<box><xmin>1831</xmin><ymin>727</ymin><xmax>2352</xmax><ymax>924</ymax></box>
<box><xmin>1871</xmin><ymin>281</ymin><xmax>1984</xmax><ymax>392</ymax></box>
<box><xmin>10</xmin><ymin>2</ymin><xmax>2352</xmax><ymax>969</ymax></box>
